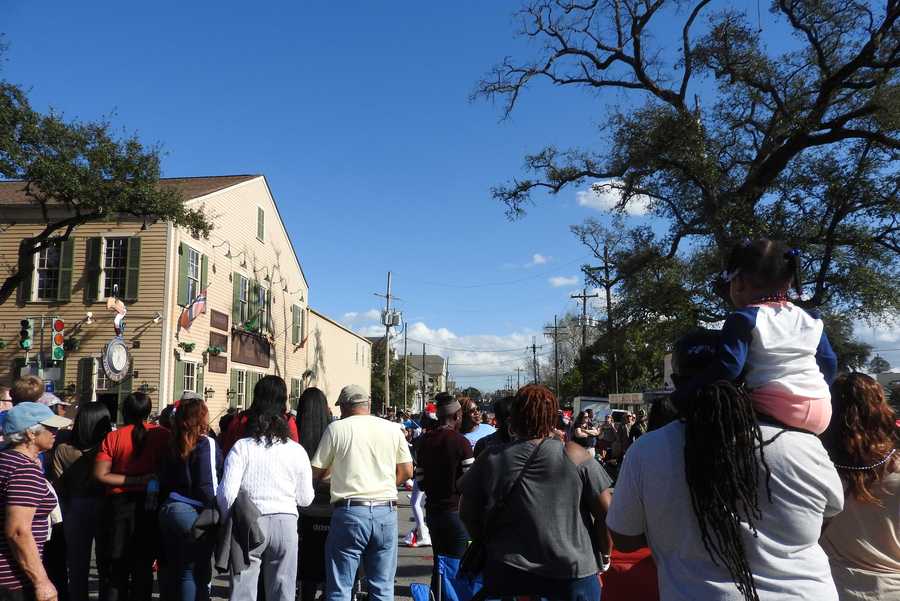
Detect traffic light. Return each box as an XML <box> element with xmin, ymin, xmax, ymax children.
<box><xmin>51</xmin><ymin>318</ymin><xmax>65</xmax><ymax>361</ymax></box>
<box><xmin>18</xmin><ymin>318</ymin><xmax>34</xmax><ymax>350</ymax></box>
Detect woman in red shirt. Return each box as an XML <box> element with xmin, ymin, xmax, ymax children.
<box><xmin>94</xmin><ymin>392</ymin><xmax>170</xmax><ymax>601</ymax></box>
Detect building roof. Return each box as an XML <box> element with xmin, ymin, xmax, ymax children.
<box><xmin>406</xmin><ymin>354</ymin><xmax>446</xmax><ymax>376</ymax></box>
<box><xmin>0</xmin><ymin>175</ymin><xmax>260</xmax><ymax>207</ymax></box>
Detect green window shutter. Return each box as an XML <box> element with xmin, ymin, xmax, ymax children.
<box><xmin>232</xmin><ymin>273</ymin><xmax>242</xmax><ymax>325</ymax></box>
<box><xmin>116</xmin><ymin>375</ymin><xmax>133</xmax><ymax>422</ymax></box>
<box><xmin>174</xmin><ymin>359</ymin><xmax>185</xmax><ymax>401</ymax></box>
<box><xmin>248</xmin><ymin>280</ymin><xmax>260</xmax><ymax>331</ymax></box>
<box><xmin>200</xmin><ymin>254</ymin><xmax>209</xmax><ymax>292</ymax></box>
<box><xmin>56</xmin><ymin>239</ymin><xmax>75</xmax><ymax>302</ymax></box>
<box><xmin>83</xmin><ymin>238</ymin><xmax>102</xmax><ymax>303</ymax></box>
<box><xmin>177</xmin><ymin>243</ymin><xmax>189</xmax><ymax>306</ymax></box>
<box><xmin>77</xmin><ymin>357</ymin><xmax>95</xmax><ymax>401</ymax></box>
<box><xmin>124</xmin><ymin>237</ymin><xmax>141</xmax><ymax>301</ymax></box>
<box><xmin>265</xmin><ymin>289</ymin><xmax>272</xmax><ymax>333</ymax></box>
<box><xmin>291</xmin><ymin>305</ymin><xmax>300</xmax><ymax>345</ymax></box>
<box><xmin>17</xmin><ymin>240</ymin><xmax>34</xmax><ymax>305</ymax></box>
<box><xmin>257</xmin><ymin>207</ymin><xmax>265</xmax><ymax>241</ymax></box>
<box><xmin>248</xmin><ymin>372</ymin><xmax>256</xmax><ymax>405</ymax></box>
<box><xmin>291</xmin><ymin>378</ymin><xmax>300</xmax><ymax>404</ymax></box>
<box><xmin>229</xmin><ymin>370</ymin><xmax>239</xmax><ymax>409</ymax></box>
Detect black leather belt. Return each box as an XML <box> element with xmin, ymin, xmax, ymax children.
<box><xmin>333</xmin><ymin>499</ymin><xmax>397</xmax><ymax>509</ymax></box>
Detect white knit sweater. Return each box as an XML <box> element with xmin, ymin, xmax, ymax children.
<box><xmin>216</xmin><ymin>437</ymin><xmax>315</xmax><ymax>518</ymax></box>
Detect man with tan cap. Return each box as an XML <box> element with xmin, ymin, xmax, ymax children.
<box><xmin>311</xmin><ymin>385</ymin><xmax>413</xmax><ymax>601</ymax></box>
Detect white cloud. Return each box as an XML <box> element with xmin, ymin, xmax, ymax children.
<box><xmin>529</xmin><ymin>253</ymin><xmax>549</xmax><ymax>267</ymax></box>
<box><xmin>341</xmin><ymin>308</ymin><xmax>381</xmax><ymax>325</ymax></box>
<box><xmin>549</xmin><ymin>275</ymin><xmax>579</xmax><ymax>287</ymax></box>
<box><xmin>576</xmin><ymin>179</ymin><xmax>651</xmax><ymax>216</ymax></box>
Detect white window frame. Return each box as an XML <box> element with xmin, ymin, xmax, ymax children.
<box><xmin>32</xmin><ymin>243</ymin><xmax>62</xmax><ymax>302</ymax></box>
<box><xmin>183</xmin><ymin>361</ymin><xmax>198</xmax><ymax>393</ymax></box>
<box><xmin>100</xmin><ymin>237</ymin><xmax>129</xmax><ymax>299</ymax></box>
<box><xmin>186</xmin><ymin>246</ymin><xmax>201</xmax><ymax>302</ymax></box>
<box><xmin>96</xmin><ymin>363</ymin><xmax>112</xmax><ymax>392</ymax></box>
<box><xmin>239</xmin><ymin>276</ymin><xmax>250</xmax><ymax>323</ymax></box>
<box><xmin>235</xmin><ymin>370</ymin><xmax>247</xmax><ymax>409</ymax></box>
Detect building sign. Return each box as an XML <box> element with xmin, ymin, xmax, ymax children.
<box><xmin>231</xmin><ymin>330</ymin><xmax>270</xmax><ymax>368</ymax></box>
<box><xmin>210</xmin><ymin>310</ymin><xmax>229</xmax><ymax>332</ymax></box>
<box><xmin>208</xmin><ymin>355</ymin><xmax>228</xmax><ymax>374</ymax></box>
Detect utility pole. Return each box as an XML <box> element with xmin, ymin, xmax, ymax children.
<box><xmin>571</xmin><ymin>287</ymin><xmax>599</xmax><ymax>394</ymax></box>
<box><xmin>445</xmin><ymin>353</ymin><xmax>450</xmax><ymax>393</ymax></box>
<box><xmin>421</xmin><ymin>343</ymin><xmax>427</xmax><ymax>408</ymax></box>
<box><xmin>403</xmin><ymin>324</ymin><xmax>408</xmax><ymax>411</ymax></box>
<box><xmin>516</xmin><ymin>368</ymin><xmax>522</xmax><ymax>389</ymax></box>
<box><xmin>544</xmin><ymin>315</ymin><xmax>566</xmax><ymax>398</ymax></box>
<box><xmin>383</xmin><ymin>272</ymin><xmax>392</xmax><ymax>409</ymax></box>
<box><xmin>531</xmin><ymin>337</ymin><xmax>540</xmax><ymax>384</ymax></box>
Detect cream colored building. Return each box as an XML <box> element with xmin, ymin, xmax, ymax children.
<box><xmin>0</xmin><ymin>175</ymin><xmax>370</xmax><ymax>421</ymax></box>
<box><xmin>305</xmin><ymin>309</ymin><xmax>373</xmax><ymax>406</ymax></box>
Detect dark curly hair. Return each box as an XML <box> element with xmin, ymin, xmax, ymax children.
<box><xmin>245</xmin><ymin>375</ymin><xmax>290</xmax><ymax>447</ymax></box>
<box><xmin>822</xmin><ymin>373</ymin><xmax>899</xmax><ymax>505</ymax></box>
<box><xmin>510</xmin><ymin>384</ymin><xmax>558</xmax><ymax>439</ymax></box>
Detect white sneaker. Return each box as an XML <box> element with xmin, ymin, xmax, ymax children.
<box><xmin>416</xmin><ymin>535</ymin><xmax>432</xmax><ymax>547</ymax></box>
<box><xmin>401</xmin><ymin>530</ymin><xmax>418</xmax><ymax>547</ymax></box>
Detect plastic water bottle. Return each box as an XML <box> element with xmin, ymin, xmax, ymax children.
<box><xmin>145</xmin><ymin>478</ymin><xmax>159</xmax><ymax>511</ymax></box>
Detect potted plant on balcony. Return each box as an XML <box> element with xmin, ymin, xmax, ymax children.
<box><xmin>177</xmin><ymin>341</ymin><xmax>196</xmax><ymax>353</ymax></box>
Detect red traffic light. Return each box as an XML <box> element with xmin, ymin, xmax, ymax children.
<box><xmin>53</xmin><ymin>319</ymin><xmax>65</xmax><ymax>332</ymax></box>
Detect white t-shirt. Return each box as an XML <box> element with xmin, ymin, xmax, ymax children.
<box><xmin>311</xmin><ymin>414</ymin><xmax>413</xmax><ymax>503</ymax></box>
<box><xmin>607</xmin><ymin>421</ymin><xmax>844</xmax><ymax>601</ymax></box>
<box><xmin>217</xmin><ymin>437</ymin><xmax>315</xmax><ymax>518</ymax></box>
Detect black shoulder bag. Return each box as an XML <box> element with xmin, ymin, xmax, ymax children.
<box><xmin>459</xmin><ymin>438</ymin><xmax>546</xmax><ymax>578</ymax></box>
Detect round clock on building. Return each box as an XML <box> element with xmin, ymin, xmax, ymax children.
<box><xmin>102</xmin><ymin>337</ymin><xmax>132</xmax><ymax>383</ymax></box>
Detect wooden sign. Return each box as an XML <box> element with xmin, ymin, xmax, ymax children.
<box><xmin>231</xmin><ymin>330</ymin><xmax>270</xmax><ymax>368</ymax></box>
<box><xmin>210</xmin><ymin>310</ymin><xmax>229</xmax><ymax>332</ymax></box>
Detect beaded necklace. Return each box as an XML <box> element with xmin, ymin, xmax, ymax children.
<box><xmin>750</xmin><ymin>293</ymin><xmax>790</xmax><ymax>304</ymax></box>
<box><xmin>832</xmin><ymin>448</ymin><xmax>896</xmax><ymax>471</ymax></box>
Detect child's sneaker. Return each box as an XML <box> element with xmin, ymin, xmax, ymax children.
<box><xmin>401</xmin><ymin>530</ymin><xmax>419</xmax><ymax>547</ymax></box>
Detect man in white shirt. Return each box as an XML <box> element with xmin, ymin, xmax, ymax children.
<box><xmin>311</xmin><ymin>385</ymin><xmax>414</xmax><ymax>601</ymax></box>
<box><xmin>606</xmin><ymin>329</ymin><xmax>844</xmax><ymax>601</ymax></box>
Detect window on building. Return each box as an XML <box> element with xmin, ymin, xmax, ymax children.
<box><xmin>102</xmin><ymin>238</ymin><xmax>128</xmax><ymax>297</ymax></box>
<box><xmin>355</xmin><ymin>344</ymin><xmax>359</xmax><ymax>365</ymax></box>
<box><xmin>96</xmin><ymin>366</ymin><xmax>112</xmax><ymax>392</ymax></box>
<box><xmin>257</xmin><ymin>285</ymin><xmax>268</xmax><ymax>331</ymax></box>
<box><xmin>186</xmin><ymin>246</ymin><xmax>201</xmax><ymax>302</ymax></box>
<box><xmin>257</xmin><ymin>207</ymin><xmax>265</xmax><ymax>241</ymax></box>
<box><xmin>183</xmin><ymin>362</ymin><xmax>197</xmax><ymax>393</ymax></box>
<box><xmin>236</xmin><ymin>370</ymin><xmax>247</xmax><ymax>408</ymax></box>
<box><xmin>238</xmin><ymin>277</ymin><xmax>250</xmax><ymax>323</ymax></box>
<box><xmin>35</xmin><ymin>244</ymin><xmax>61</xmax><ymax>301</ymax></box>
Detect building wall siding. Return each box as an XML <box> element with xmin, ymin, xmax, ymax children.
<box><xmin>165</xmin><ymin>177</ymin><xmax>310</xmax><ymax>422</ymax></box>
<box><xmin>0</xmin><ymin>219</ymin><xmax>168</xmax><ymax>408</ymax></box>
<box><xmin>307</xmin><ymin>309</ymin><xmax>372</xmax><ymax>412</ymax></box>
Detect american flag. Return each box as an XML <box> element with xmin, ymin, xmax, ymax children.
<box><xmin>178</xmin><ymin>289</ymin><xmax>208</xmax><ymax>330</ymax></box>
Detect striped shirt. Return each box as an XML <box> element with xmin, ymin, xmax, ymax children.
<box><xmin>0</xmin><ymin>449</ymin><xmax>57</xmax><ymax>591</ymax></box>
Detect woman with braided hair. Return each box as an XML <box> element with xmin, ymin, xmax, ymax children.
<box><xmin>607</xmin><ymin>329</ymin><xmax>844</xmax><ymax>601</ymax></box>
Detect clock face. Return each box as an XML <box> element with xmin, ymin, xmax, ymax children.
<box><xmin>103</xmin><ymin>338</ymin><xmax>131</xmax><ymax>383</ymax></box>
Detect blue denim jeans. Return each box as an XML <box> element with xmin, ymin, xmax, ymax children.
<box><xmin>158</xmin><ymin>501</ymin><xmax>214</xmax><ymax>601</ymax></box>
<box><xmin>325</xmin><ymin>505</ymin><xmax>398</xmax><ymax>601</ymax></box>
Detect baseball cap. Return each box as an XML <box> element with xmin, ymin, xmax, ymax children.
<box><xmin>3</xmin><ymin>402</ymin><xmax>72</xmax><ymax>435</ymax></box>
<box><xmin>335</xmin><ymin>385</ymin><xmax>369</xmax><ymax>406</ymax></box>
<box><xmin>672</xmin><ymin>328</ymin><xmax>720</xmax><ymax>380</ymax></box>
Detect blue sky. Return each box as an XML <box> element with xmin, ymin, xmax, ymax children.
<box><xmin>3</xmin><ymin>1</ymin><xmax>898</xmax><ymax>391</ymax></box>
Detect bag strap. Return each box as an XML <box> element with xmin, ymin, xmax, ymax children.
<box><xmin>483</xmin><ymin>438</ymin><xmax>546</xmax><ymax>535</ymax></box>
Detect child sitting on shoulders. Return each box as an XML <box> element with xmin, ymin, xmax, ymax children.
<box><xmin>678</xmin><ymin>239</ymin><xmax>838</xmax><ymax>434</ymax></box>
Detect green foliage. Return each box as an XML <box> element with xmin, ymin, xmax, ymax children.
<box><xmin>0</xmin><ymin>71</ymin><xmax>212</xmax><ymax>302</ymax></box>
<box><xmin>479</xmin><ymin>0</ymin><xmax>900</xmax><ymax>327</ymax></box>
<box><xmin>459</xmin><ymin>387</ymin><xmax>482</xmax><ymax>401</ymax></box>
<box><xmin>869</xmin><ymin>355</ymin><xmax>892</xmax><ymax>374</ymax></box>
<box><xmin>370</xmin><ymin>337</ymin><xmax>416</xmax><ymax>411</ymax></box>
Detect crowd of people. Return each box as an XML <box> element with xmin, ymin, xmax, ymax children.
<box><xmin>0</xmin><ymin>237</ymin><xmax>897</xmax><ymax>601</ymax></box>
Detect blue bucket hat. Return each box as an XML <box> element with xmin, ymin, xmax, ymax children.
<box><xmin>3</xmin><ymin>402</ymin><xmax>71</xmax><ymax>436</ymax></box>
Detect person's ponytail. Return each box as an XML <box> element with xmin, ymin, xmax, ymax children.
<box><xmin>123</xmin><ymin>392</ymin><xmax>152</xmax><ymax>454</ymax></box>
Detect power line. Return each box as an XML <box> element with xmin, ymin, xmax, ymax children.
<box><xmin>450</xmin><ymin>352</ymin><xmax>551</xmax><ymax>366</ymax></box>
